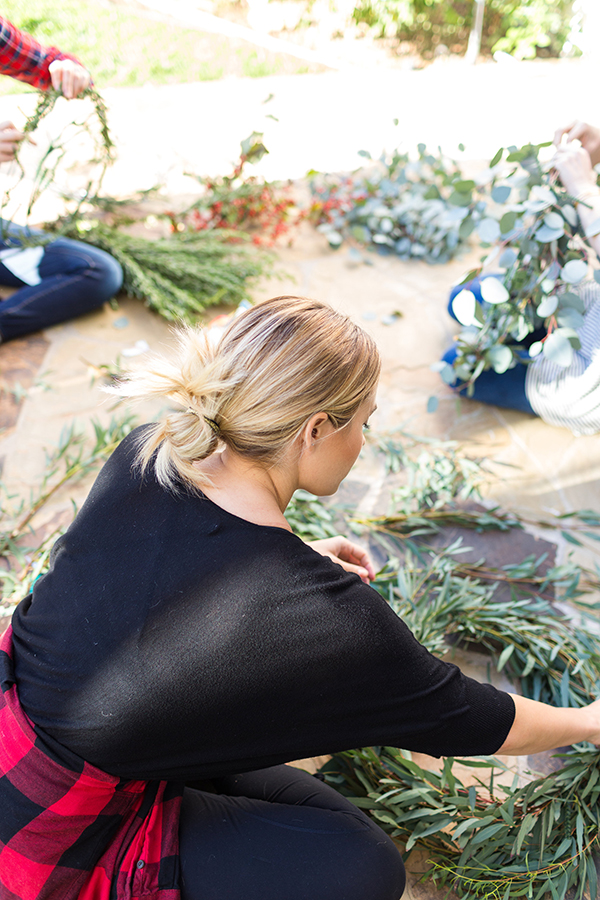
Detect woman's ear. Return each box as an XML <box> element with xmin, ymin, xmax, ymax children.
<box><xmin>300</xmin><ymin>412</ymin><xmax>332</xmax><ymax>452</ymax></box>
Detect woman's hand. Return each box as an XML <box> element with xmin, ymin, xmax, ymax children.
<box><xmin>307</xmin><ymin>536</ymin><xmax>376</xmax><ymax>583</ymax></box>
<box><xmin>0</xmin><ymin>120</ymin><xmax>25</xmax><ymax>162</ymax></box>
<box><xmin>552</xmin><ymin>141</ymin><xmax>598</xmax><ymax>198</ymax></box>
<box><xmin>48</xmin><ymin>59</ymin><xmax>91</xmax><ymax>99</ymax></box>
<box><xmin>554</xmin><ymin>120</ymin><xmax>600</xmax><ymax>168</ymax></box>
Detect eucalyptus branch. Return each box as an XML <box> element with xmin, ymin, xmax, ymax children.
<box><xmin>323</xmin><ymin>745</ymin><xmax>600</xmax><ymax>900</ymax></box>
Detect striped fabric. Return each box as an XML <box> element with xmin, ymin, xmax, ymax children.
<box><xmin>0</xmin><ymin>626</ymin><xmax>183</xmax><ymax>900</ymax></box>
<box><xmin>0</xmin><ymin>17</ymin><xmax>81</xmax><ymax>90</ymax></box>
<box><xmin>526</xmin><ymin>282</ymin><xmax>600</xmax><ymax>435</ymax></box>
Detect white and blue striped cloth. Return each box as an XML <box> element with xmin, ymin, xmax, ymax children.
<box><xmin>526</xmin><ymin>282</ymin><xmax>600</xmax><ymax>435</ymax></box>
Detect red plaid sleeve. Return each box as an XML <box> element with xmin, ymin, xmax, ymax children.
<box><xmin>0</xmin><ymin>627</ymin><xmax>183</xmax><ymax>900</ymax></box>
<box><xmin>0</xmin><ymin>17</ymin><xmax>85</xmax><ymax>90</ymax></box>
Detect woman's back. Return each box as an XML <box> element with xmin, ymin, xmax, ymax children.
<box><xmin>12</xmin><ymin>427</ymin><xmax>513</xmax><ymax>782</ymax></box>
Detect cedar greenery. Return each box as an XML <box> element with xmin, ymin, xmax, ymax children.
<box><xmin>56</xmin><ymin>220</ymin><xmax>271</xmax><ymax>324</ymax></box>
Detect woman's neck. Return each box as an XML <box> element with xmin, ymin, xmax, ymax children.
<box><xmin>193</xmin><ymin>448</ymin><xmax>295</xmax><ymax>530</ymax></box>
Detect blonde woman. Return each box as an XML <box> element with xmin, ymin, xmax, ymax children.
<box><xmin>2</xmin><ymin>296</ymin><xmax>600</xmax><ymax>900</ymax></box>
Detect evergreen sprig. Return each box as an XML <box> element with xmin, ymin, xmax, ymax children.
<box><xmin>56</xmin><ymin>221</ymin><xmax>271</xmax><ymax>324</ymax></box>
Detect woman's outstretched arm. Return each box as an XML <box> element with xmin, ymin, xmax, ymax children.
<box><xmin>498</xmin><ymin>694</ymin><xmax>600</xmax><ymax>755</ymax></box>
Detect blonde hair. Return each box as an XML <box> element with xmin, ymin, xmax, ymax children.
<box><xmin>115</xmin><ymin>296</ymin><xmax>381</xmax><ymax>491</ymax></box>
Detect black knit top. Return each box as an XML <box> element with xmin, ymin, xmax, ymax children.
<box><xmin>12</xmin><ymin>428</ymin><xmax>515</xmax><ymax>781</ymax></box>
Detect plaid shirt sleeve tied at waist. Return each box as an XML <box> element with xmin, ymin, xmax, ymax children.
<box><xmin>0</xmin><ymin>16</ymin><xmax>84</xmax><ymax>90</ymax></box>
<box><xmin>0</xmin><ymin>626</ymin><xmax>184</xmax><ymax>900</ymax></box>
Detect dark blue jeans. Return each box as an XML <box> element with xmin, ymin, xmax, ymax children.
<box><xmin>179</xmin><ymin>765</ymin><xmax>405</xmax><ymax>900</ymax></box>
<box><xmin>0</xmin><ymin>222</ymin><xmax>123</xmax><ymax>342</ymax></box>
<box><xmin>443</xmin><ymin>276</ymin><xmax>537</xmax><ymax>415</ymax></box>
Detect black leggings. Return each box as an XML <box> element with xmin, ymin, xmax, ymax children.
<box><xmin>179</xmin><ymin>764</ymin><xmax>405</xmax><ymax>900</ymax></box>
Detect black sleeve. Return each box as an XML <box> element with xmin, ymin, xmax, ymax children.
<box><xmin>244</xmin><ymin>539</ymin><xmax>516</xmax><ymax>763</ymax></box>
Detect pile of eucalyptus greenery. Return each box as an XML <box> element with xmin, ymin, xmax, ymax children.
<box><xmin>3</xmin><ymin>418</ymin><xmax>600</xmax><ymax>899</ymax></box>
<box><xmin>309</xmin><ymin>143</ymin><xmax>489</xmax><ymax>264</ymax></box>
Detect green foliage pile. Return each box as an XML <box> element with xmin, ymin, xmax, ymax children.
<box><xmin>58</xmin><ymin>220</ymin><xmax>270</xmax><ymax>324</ymax></box>
<box><xmin>311</xmin><ymin>138</ymin><xmax>599</xmax><ymax>390</ymax></box>
<box><xmin>324</xmin><ymin>745</ymin><xmax>600</xmax><ymax>900</ymax></box>
<box><xmin>323</xmin><ymin>545</ymin><xmax>600</xmax><ymax>899</ymax></box>
<box><xmin>352</xmin><ymin>0</ymin><xmax>576</xmax><ymax>61</ymax></box>
<box><xmin>309</xmin><ymin>144</ymin><xmax>489</xmax><ymax>264</ymax></box>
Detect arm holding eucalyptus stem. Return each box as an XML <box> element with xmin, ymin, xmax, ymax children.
<box><xmin>552</xmin><ymin>140</ymin><xmax>600</xmax><ymax>259</ymax></box>
<box><xmin>554</xmin><ymin>120</ymin><xmax>600</xmax><ymax>167</ymax></box>
<box><xmin>498</xmin><ymin>693</ymin><xmax>600</xmax><ymax>755</ymax></box>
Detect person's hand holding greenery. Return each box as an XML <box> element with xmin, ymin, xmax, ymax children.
<box><xmin>553</xmin><ymin>122</ymin><xmax>600</xmax><ymax>256</ymax></box>
<box><xmin>48</xmin><ymin>59</ymin><xmax>91</xmax><ymax>99</ymax></box>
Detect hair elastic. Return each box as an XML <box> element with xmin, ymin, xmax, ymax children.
<box><xmin>203</xmin><ymin>416</ymin><xmax>221</xmax><ymax>436</ymax></box>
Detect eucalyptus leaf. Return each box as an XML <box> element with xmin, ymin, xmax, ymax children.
<box><xmin>500</xmin><ymin>211</ymin><xmax>518</xmax><ymax>234</ymax></box>
<box><xmin>544</xmin><ymin>212</ymin><xmax>564</xmax><ymax>231</ymax></box>
<box><xmin>537</xmin><ymin>294</ymin><xmax>558</xmax><ymax>317</ymax></box>
<box><xmin>529</xmin><ymin>341</ymin><xmax>544</xmax><ymax>358</ymax></box>
<box><xmin>492</xmin><ymin>185</ymin><xmax>511</xmax><ymax>204</ymax></box>
<box><xmin>458</xmin><ymin>217</ymin><xmax>476</xmax><ymax>240</ymax></box>
<box><xmin>477</xmin><ymin>218</ymin><xmax>501</xmax><ymax>244</ymax></box>
<box><xmin>536</xmin><ymin>224</ymin><xmax>565</xmax><ymax>243</ymax></box>
<box><xmin>561</xmin><ymin>259</ymin><xmax>588</xmax><ymax>284</ymax></box>
<box><xmin>480</xmin><ymin>277</ymin><xmax>510</xmax><ymax>305</ymax></box>
<box><xmin>499</xmin><ymin>248</ymin><xmax>518</xmax><ymax>268</ymax></box>
<box><xmin>557</xmin><ymin>308</ymin><xmax>584</xmax><ymax>330</ymax></box>
<box><xmin>486</xmin><ymin>344</ymin><xmax>513</xmax><ymax>374</ymax></box>
<box><xmin>542</xmin><ymin>331</ymin><xmax>574</xmax><ymax>367</ymax></box>
<box><xmin>452</xmin><ymin>289</ymin><xmax>477</xmax><ymax>326</ymax></box>
<box><xmin>560</xmin><ymin>291</ymin><xmax>585</xmax><ymax>312</ymax></box>
<box><xmin>562</xmin><ymin>204</ymin><xmax>578</xmax><ymax>226</ymax></box>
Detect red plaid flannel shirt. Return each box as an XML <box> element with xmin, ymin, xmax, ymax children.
<box><xmin>0</xmin><ymin>17</ymin><xmax>83</xmax><ymax>90</ymax></box>
<box><xmin>0</xmin><ymin>626</ymin><xmax>183</xmax><ymax>900</ymax></box>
